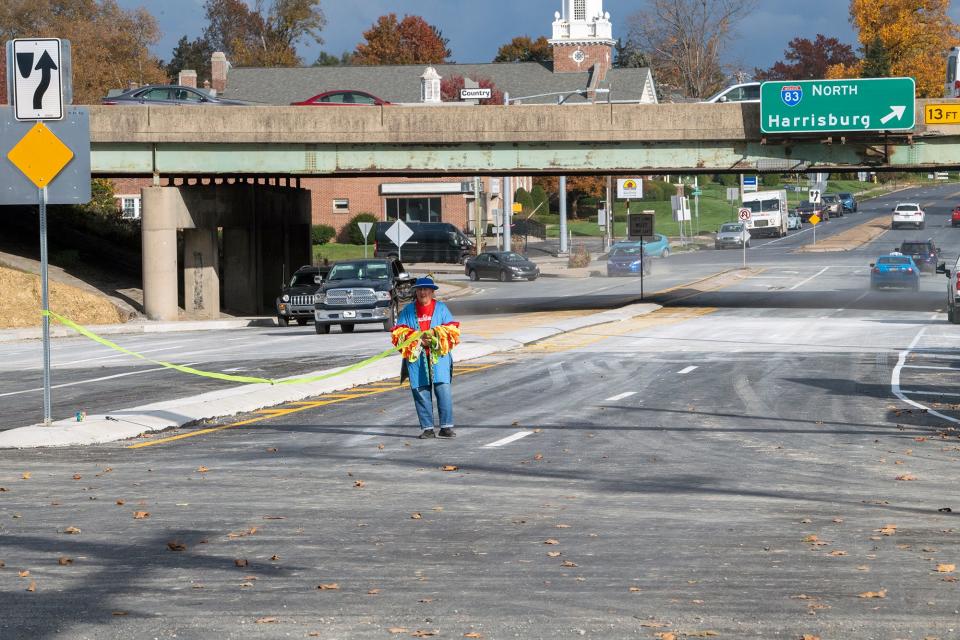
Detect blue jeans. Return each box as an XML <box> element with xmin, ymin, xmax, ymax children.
<box><xmin>411</xmin><ymin>383</ymin><xmax>453</xmax><ymax>430</ymax></box>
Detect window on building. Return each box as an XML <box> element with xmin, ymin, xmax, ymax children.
<box><xmin>574</xmin><ymin>0</ymin><xmax>586</xmax><ymax>20</ymax></box>
<box><xmin>333</xmin><ymin>198</ymin><xmax>350</xmax><ymax>212</ymax></box>
<box><xmin>385</xmin><ymin>197</ymin><xmax>442</xmax><ymax>223</ymax></box>
<box><xmin>120</xmin><ymin>197</ymin><xmax>141</xmax><ymax>220</ymax></box>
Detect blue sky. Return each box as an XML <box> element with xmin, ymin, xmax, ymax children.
<box><xmin>130</xmin><ymin>0</ymin><xmax>960</xmax><ymax>74</ymax></box>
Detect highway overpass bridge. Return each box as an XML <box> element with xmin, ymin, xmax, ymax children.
<box><xmin>89</xmin><ymin>100</ymin><xmax>960</xmax><ymax>177</ymax></box>
<box><xmin>82</xmin><ymin>100</ymin><xmax>960</xmax><ymax>321</ymax></box>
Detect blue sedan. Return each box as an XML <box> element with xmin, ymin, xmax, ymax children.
<box><xmin>870</xmin><ymin>253</ymin><xmax>919</xmax><ymax>291</ymax></box>
<box><xmin>607</xmin><ymin>246</ymin><xmax>651</xmax><ymax>276</ymax></box>
<box><xmin>610</xmin><ymin>234</ymin><xmax>671</xmax><ymax>258</ymax></box>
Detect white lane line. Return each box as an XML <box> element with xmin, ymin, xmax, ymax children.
<box><xmin>60</xmin><ymin>346</ymin><xmax>182</xmax><ymax>367</ymax></box>
<box><xmin>790</xmin><ymin>266</ymin><xmax>830</xmax><ymax>290</ymax></box>
<box><xmin>605</xmin><ymin>391</ymin><xmax>637</xmax><ymax>402</ymax></box>
<box><xmin>891</xmin><ymin>328</ymin><xmax>960</xmax><ymax>425</ymax></box>
<box><xmin>0</xmin><ymin>362</ymin><xmax>201</xmax><ymax>398</ymax></box>
<box><xmin>902</xmin><ymin>390</ymin><xmax>960</xmax><ymax>398</ymax></box>
<box><xmin>901</xmin><ymin>365</ymin><xmax>959</xmax><ymax>371</ymax></box>
<box><xmin>678</xmin><ymin>366</ymin><xmax>698</xmax><ymax>374</ymax></box>
<box><xmin>483</xmin><ymin>431</ymin><xmax>533</xmax><ymax>448</ymax></box>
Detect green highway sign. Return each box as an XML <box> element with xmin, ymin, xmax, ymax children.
<box><xmin>760</xmin><ymin>78</ymin><xmax>915</xmax><ymax>134</ymax></box>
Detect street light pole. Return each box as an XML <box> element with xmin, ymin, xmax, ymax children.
<box><xmin>559</xmin><ymin>175</ymin><xmax>568</xmax><ymax>255</ymax></box>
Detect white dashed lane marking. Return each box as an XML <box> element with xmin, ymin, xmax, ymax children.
<box><xmin>483</xmin><ymin>431</ymin><xmax>534</xmax><ymax>448</ymax></box>
<box><xmin>605</xmin><ymin>391</ymin><xmax>637</xmax><ymax>402</ymax></box>
<box><xmin>678</xmin><ymin>366</ymin><xmax>698</xmax><ymax>374</ymax></box>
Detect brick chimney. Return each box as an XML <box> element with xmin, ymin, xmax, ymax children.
<box><xmin>178</xmin><ymin>70</ymin><xmax>197</xmax><ymax>88</ymax></box>
<box><xmin>211</xmin><ymin>52</ymin><xmax>228</xmax><ymax>95</ymax></box>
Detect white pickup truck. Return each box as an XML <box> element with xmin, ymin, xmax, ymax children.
<box><xmin>742</xmin><ymin>190</ymin><xmax>788</xmax><ymax>238</ymax></box>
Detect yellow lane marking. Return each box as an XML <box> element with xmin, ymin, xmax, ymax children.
<box><xmin>468</xmin><ymin>310</ymin><xmax>602</xmax><ymax>338</ymax></box>
<box><xmin>127</xmin><ymin>363</ymin><xmax>500</xmax><ymax>449</ymax></box>
<box><xmin>519</xmin><ymin>307</ymin><xmax>717</xmax><ymax>354</ymax></box>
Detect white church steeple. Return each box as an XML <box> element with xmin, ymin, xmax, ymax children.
<box><xmin>549</xmin><ymin>0</ymin><xmax>615</xmax><ymax>74</ymax></box>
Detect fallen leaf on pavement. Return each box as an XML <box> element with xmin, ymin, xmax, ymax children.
<box><xmin>387</xmin><ymin>628</ymin><xmax>408</xmax><ymax>634</ymax></box>
<box><xmin>858</xmin><ymin>589</ymin><xmax>887</xmax><ymax>598</ymax></box>
<box><xmin>441</xmin><ymin>465</ymin><xmax>459</xmax><ymax>472</ymax></box>
<box><xmin>411</xmin><ymin>513</ymin><xmax>422</xmax><ymax>519</ymax></box>
<box><xmin>654</xmin><ymin>633</ymin><xmax>676</xmax><ymax>640</ymax></box>
<box><xmin>368</xmin><ymin>588</ymin><xmax>381</xmax><ymax>595</ymax></box>
<box><xmin>317</xmin><ymin>583</ymin><xmax>340</xmax><ymax>590</ymax></box>
<box><xmin>895</xmin><ymin>474</ymin><xmax>917</xmax><ymax>481</ymax></box>
<box><xmin>270</xmin><ymin>555</ymin><xmax>280</xmax><ymax>561</ymax></box>
<box><xmin>687</xmin><ymin>632</ymin><xmax>719</xmax><ymax>638</ymax></box>
<box><xmin>72</xmin><ymin>474</ymin><xmax>82</xmax><ymax>480</ymax></box>
<box><xmin>533</xmin><ymin>453</ymin><xmax>543</xmax><ymax>460</ymax></box>
<box><xmin>544</xmin><ymin>539</ymin><xmax>559</xmax><ymax>545</ymax></box>
<box><xmin>877</xmin><ymin>524</ymin><xmax>897</xmax><ymax>536</ymax></box>
<box><xmin>18</xmin><ymin>570</ymin><xmax>29</xmax><ymax>577</ymax></box>
<box><xmin>800</xmin><ymin>518</ymin><xmax>812</xmax><ymax>523</ymax></box>
<box><xmin>112</xmin><ymin>611</ymin><xmax>128</xmax><ymax>616</ymax></box>
<box><xmin>167</xmin><ymin>541</ymin><xmax>187</xmax><ymax>552</ymax></box>
<box><xmin>411</xmin><ymin>631</ymin><xmax>437</xmax><ymax>638</ymax></box>
<box><xmin>555</xmin><ymin>524</ymin><xmax>571</xmax><ymax>529</ymax></box>
<box><xmin>833</xmin><ymin>518</ymin><xmax>844</xmax><ymax>523</ymax></box>
<box><xmin>546</xmin><ymin>551</ymin><xmax>561</xmax><ymax>558</ymax></box>
<box><xmin>133</xmin><ymin>511</ymin><xmax>149</xmax><ymax>519</ymax></box>
<box><xmin>266</xmin><ymin>447</ymin><xmax>278</xmax><ymax>453</ymax></box>
<box><xmin>197</xmin><ymin>466</ymin><xmax>210</xmax><ymax>473</ymax></box>
<box><xmin>115</xmin><ymin>500</ymin><xmax>125</xmax><ymax>506</ymax></box>
<box><xmin>560</xmin><ymin>560</ymin><xmax>578</xmax><ymax>567</ymax></box>
<box><xmin>234</xmin><ymin>559</ymin><xmax>248</xmax><ymax>567</ymax></box>
<box><xmin>464</xmin><ymin>634</ymin><xmax>483</xmax><ymax>639</ymax></box>
<box><xmin>58</xmin><ymin>557</ymin><xmax>73</xmax><ymax>566</ymax></box>
<box><xmin>63</xmin><ymin>527</ymin><xmax>81</xmax><ymax>535</ymax></box>
<box><xmin>0</xmin><ymin>487</ymin><xmax>7</xmax><ymax>492</ymax></box>
<box><xmin>432</xmin><ymin>506</ymin><xmax>443</xmax><ymax>511</ymax></box>
<box><xmin>856</xmin><ymin>565</ymin><xmax>871</xmax><ymax>571</ymax></box>
<box><xmin>26</xmin><ymin>581</ymin><xmax>36</xmax><ymax>592</ymax></box>
<box><xmin>254</xmin><ymin>617</ymin><xmax>277</xmax><ymax>624</ymax></box>
<box><xmin>21</xmin><ymin>472</ymin><xmax>30</xmax><ymax>480</ymax></box>
<box><xmin>829</xmin><ymin>550</ymin><xmax>848</xmax><ymax>556</ymax></box>
<box><xmin>629</xmin><ymin>586</ymin><xmax>642</xmax><ymax>592</ymax></box>
<box><xmin>227</xmin><ymin>527</ymin><xmax>257</xmax><ymax>538</ymax></box>
<box><xmin>262</xmin><ymin>515</ymin><xmax>285</xmax><ymax>520</ymax></box>
<box><xmin>354</xmin><ymin>480</ymin><xmax>366</xmax><ymax>488</ymax></box>
<box><xmin>801</xmin><ymin>635</ymin><xmax>821</xmax><ymax>640</ymax></box>
<box><xmin>936</xmin><ymin>564</ymin><xmax>956</xmax><ymax>573</ymax></box>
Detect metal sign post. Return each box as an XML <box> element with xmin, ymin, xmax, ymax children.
<box><xmin>5</xmin><ymin>38</ymin><xmax>80</xmax><ymax>426</ymax></box>
<box><xmin>357</xmin><ymin>221</ymin><xmax>373</xmax><ymax>258</ymax></box>
<box><xmin>738</xmin><ymin>207</ymin><xmax>751</xmax><ymax>268</ymax></box>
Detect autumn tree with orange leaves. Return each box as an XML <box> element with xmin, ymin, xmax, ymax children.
<box><xmin>827</xmin><ymin>0</ymin><xmax>960</xmax><ymax>97</ymax></box>
<box><xmin>534</xmin><ymin>176</ymin><xmax>607</xmax><ymax>219</ymax></box>
<box><xmin>353</xmin><ymin>14</ymin><xmax>451</xmax><ymax>66</ymax></box>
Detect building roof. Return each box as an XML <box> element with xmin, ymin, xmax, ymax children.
<box><xmin>222</xmin><ymin>61</ymin><xmax>655</xmax><ymax>106</ymax></box>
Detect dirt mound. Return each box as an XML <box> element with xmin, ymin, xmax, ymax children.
<box><xmin>0</xmin><ymin>265</ymin><xmax>125</xmax><ymax>328</ymax></box>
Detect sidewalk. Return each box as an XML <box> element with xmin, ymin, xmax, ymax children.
<box><xmin>0</xmin><ymin>302</ymin><xmax>662</xmax><ymax>448</ymax></box>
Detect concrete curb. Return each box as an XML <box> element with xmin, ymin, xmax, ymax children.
<box><xmin>0</xmin><ymin>302</ymin><xmax>661</xmax><ymax>449</ymax></box>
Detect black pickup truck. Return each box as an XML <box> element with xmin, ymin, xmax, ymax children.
<box><xmin>313</xmin><ymin>258</ymin><xmax>415</xmax><ymax>334</ymax></box>
<box><xmin>275</xmin><ymin>264</ymin><xmax>331</xmax><ymax>326</ymax></box>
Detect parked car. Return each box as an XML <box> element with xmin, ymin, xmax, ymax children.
<box><xmin>951</xmin><ymin>205</ymin><xmax>960</xmax><ymax>227</ymax></box>
<box><xmin>102</xmin><ymin>85</ymin><xmax>248</xmax><ymax>106</ymax></box>
<box><xmin>838</xmin><ymin>192</ymin><xmax>858</xmax><ymax>212</ymax></box>
<box><xmin>374</xmin><ymin>221</ymin><xmax>473</xmax><ymax>264</ymax></box>
<box><xmin>609</xmin><ymin>234</ymin><xmax>671</xmax><ymax>258</ymax></box>
<box><xmin>870</xmin><ymin>253</ymin><xmax>919</xmax><ymax>290</ymax></box>
<box><xmin>313</xmin><ymin>258</ymin><xmax>414</xmax><ymax>334</ymax></box>
<box><xmin>606</xmin><ymin>245</ymin><xmax>651</xmax><ymax>277</ymax></box>
<box><xmin>936</xmin><ymin>257</ymin><xmax>960</xmax><ymax>323</ymax></box>
<box><xmin>820</xmin><ymin>194</ymin><xmax>842</xmax><ymax>217</ymax></box>
<box><xmin>714</xmin><ymin>222</ymin><xmax>751</xmax><ymax>249</ymax></box>
<box><xmin>794</xmin><ymin>200</ymin><xmax>827</xmax><ymax>223</ymax></box>
<box><xmin>899</xmin><ymin>239</ymin><xmax>941</xmax><ymax>273</ymax></box>
<box><xmin>464</xmin><ymin>251</ymin><xmax>539</xmax><ymax>282</ymax></box>
<box><xmin>275</xmin><ymin>264</ymin><xmax>331</xmax><ymax>326</ymax></box>
<box><xmin>787</xmin><ymin>211</ymin><xmax>803</xmax><ymax>230</ymax></box>
<box><xmin>291</xmin><ymin>90</ymin><xmax>390</xmax><ymax>106</ymax></box>
<box><xmin>701</xmin><ymin>82</ymin><xmax>760</xmax><ymax>104</ymax></box>
<box><xmin>892</xmin><ymin>203</ymin><xmax>926</xmax><ymax>229</ymax></box>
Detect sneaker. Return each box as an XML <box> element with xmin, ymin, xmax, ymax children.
<box><xmin>437</xmin><ymin>427</ymin><xmax>456</xmax><ymax>438</ymax></box>
<box><xmin>418</xmin><ymin>429</ymin><xmax>436</xmax><ymax>439</ymax></box>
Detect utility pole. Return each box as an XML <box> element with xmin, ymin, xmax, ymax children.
<box><xmin>473</xmin><ymin>177</ymin><xmax>483</xmax><ymax>252</ymax></box>
<box><xmin>559</xmin><ymin>175</ymin><xmax>568</xmax><ymax>255</ymax></box>
<box><xmin>606</xmin><ymin>176</ymin><xmax>613</xmax><ymax>250</ymax></box>
<box><xmin>504</xmin><ymin>176</ymin><xmax>513</xmax><ymax>252</ymax></box>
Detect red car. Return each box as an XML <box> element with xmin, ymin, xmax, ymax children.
<box><xmin>952</xmin><ymin>206</ymin><xmax>960</xmax><ymax>227</ymax></box>
<box><xmin>291</xmin><ymin>90</ymin><xmax>390</xmax><ymax>106</ymax></box>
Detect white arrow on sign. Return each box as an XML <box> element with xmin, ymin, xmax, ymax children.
<box><xmin>880</xmin><ymin>105</ymin><xmax>906</xmax><ymax>125</ymax></box>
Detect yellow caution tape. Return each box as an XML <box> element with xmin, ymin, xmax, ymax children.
<box><xmin>41</xmin><ymin>310</ymin><xmax>421</xmax><ymax>386</ymax></box>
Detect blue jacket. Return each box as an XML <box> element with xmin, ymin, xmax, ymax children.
<box><xmin>397</xmin><ymin>300</ymin><xmax>456</xmax><ymax>388</ymax></box>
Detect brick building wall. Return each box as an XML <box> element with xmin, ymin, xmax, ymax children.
<box><xmin>0</xmin><ymin>46</ymin><xmax>7</xmax><ymax>104</ymax></box>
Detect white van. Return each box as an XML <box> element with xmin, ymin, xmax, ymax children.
<box><xmin>742</xmin><ymin>189</ymin><xmax>788</xmax><ymax>238</ymax></box>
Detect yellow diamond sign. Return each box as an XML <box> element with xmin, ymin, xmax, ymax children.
<box><xmin>7</xmin><ymin>122</ymin><xmax>74</xmax><ymax>189</ymax></box>
<box><xmin>808</xmin><ymin>214</ymin><xmax>821</xmax><ymax>225</ymax></box>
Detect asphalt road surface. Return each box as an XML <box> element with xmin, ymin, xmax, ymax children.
<box><xmin>1</xmin><ymin>182</ymin><xmax>960</xmax><ymax>639</ymax></box>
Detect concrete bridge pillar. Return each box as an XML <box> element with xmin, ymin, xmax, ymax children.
<box><xmin>183</xmin><ymin>227</ymin><xmax>220</xmax><ymax>319</ymax></box>
<box><xmin>141</xmin><ymin>187</ymin><xmax>180</xmax><ymax>321</ymax></box>
<box><xmin>222</xmin><ymin>225</ymin><xmax>258</xmax><ymax>315</ymax></box>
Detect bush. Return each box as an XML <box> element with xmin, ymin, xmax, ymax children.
<box><xmin>568</xmin><ymin>244</ymin><xmax>591</xmax><ymax>268</ymax></box>
<box><xmin>713</xmin><ymin>174</ymin><xmax>738</xmax><ymax>186</ymax></box>
<box><xmin>311</xmin><ymin>224</ymin><xmax>336</xmax><ymax>245</ymax></box>
<box><xmin>761</xmin><ymin>174</ymin><xmax>780</xmax><ymax>187</ymax></box>
<box><xmin>515</xmin><ymin>187</ymin><xmax>535</xmax><ymax>214</ymax></box>
<box><xmin>531</xmin><ymin>184</ymin><xmax>549</xmax><ymax>215</ymax></box>
<box><xmin>340</xmin><ymin>212</ymin><xmax>378</xmax><ymax>244</ymax></box>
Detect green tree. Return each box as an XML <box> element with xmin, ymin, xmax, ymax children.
<box><xmin>613</xmin><ymin>38</ymin><xmax>649</xmax><ymax>68</ymax></box>
<box><xmin>494</xmin><ymin>36</ymin><xmax>552</xmax><ymax>63</ymax></box>
<box><xmin>530</xmin><ymin>184</ymin><xmax>549</xmax><ymax>215</ymax></box>
<box><xmin>860</xmin><ymin>36</ymin><xmax>892</xmax><ymax>78</ymax></box>
<box><xmin>313</xmin><ymin>50</ymin><xmax>352</xmax><ymax>66</ymax></box>
<box><xmin>514</xmin><ymin>188</ymin><xmax>535</xmax><ymax>214</ymax></box>
<box><xmin>165</xmin><ymin>35</ymin><xmax>214</xmax><ymax>81</ymax></box>
<box><xmin>203</xmin><ymin>0</ymin><xmax>326</xmax><ymax>67</ymax></box>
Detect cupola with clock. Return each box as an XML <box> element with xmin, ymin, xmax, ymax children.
<box><xmin>548</xmin><ymin>0</ymin><xmax>615</xmax><ymax>75</ymax></box>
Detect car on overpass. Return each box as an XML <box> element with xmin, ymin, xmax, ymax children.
<box><xmin>102</xmin><ymin>85</ymin><xmax>248</xmax><ymax>106</ymax></box>
<box><xmin>291</xmin><ymin>90</ymin><xmax>391</xmax><ymax>106</ymax></box>
<box><xmin>870</xmin><ymin>253</ymin><xmax>919</xmax><ymax>291</ymax></box>
<box><xmin>892</xmin><ymin>203</ymin><xmax>926</xmax><ymax>230</ymax></box>
<box><xmin>702</xmin><ymin>82</ymin><xmax>760</xmax><ymax>104</ymax></box>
